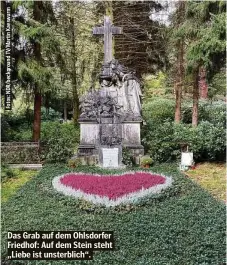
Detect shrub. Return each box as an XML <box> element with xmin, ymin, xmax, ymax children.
<box><xmin>68</xmin><ymin>157</ymin><xmax>82</xmax><ymax>168</ymax></box>
<box><xmin>41</xmin><ymin>121</ymin><xmax>79</xmax><ymax>144</ymax></box>
<box><xmin>44</xmin><ymin>136</ymin><xmax>73</xmax><ymax>163</ymax></box>
<box><xmin>142</xmin><ymin>98</ymin><xmax>175</xmax><ymax>125</ymax></box>
<box><xmin>191</xmin><ymin>121</ymin><xmax>226</xmax><ymax>161</ymax></box>
<box><xmin>143</xmin><ymin>71</ymin><xmax>168</xmax><ymax>99</ymax></box>
<box><xmin>1</xmin><ymin>116</ymin><xmax>16</xmax><ymax>142</ymax></box>
<box><xmin>41</xmin><ymin>122</ymin><xmax>80</xmax><ymax>163</ymax></box>
<box><xmin>122</xmin><ymin>148</ymin><xmax>134</xmax><ymax>167</ymax></box>
<box><xmin>41</xmin><ymin>107</ymin><xmax>61</xmax><ymax>121</ymax></box>
<box><xmin>182</xmin><ymin>100</ymin><xmax>226</xmax><ymax>125</ymax></box>
<box><xmin>142</xmin><ymin>121</ymin><xmax>179</xmax><ymax>163</ymax></box>
<box><xmin>1</xmin><ymin>107</ymin><xmax>61</xmax><ymax>142</ymax></box>
<box><xmin>142</xmin><ymin>99</ymin><xmax>226</xmax><ymax>163</ymax></box>
<box><xmin>1</xmin><ymin>110</ymin><xmax>33</xmax><ymax>141</ymax></box>
<box><xmin>140</xmin><ymin>156</ymin><xmax>153</xmax><ymax>166</ymax></box>
<box><xmin>143</xmin><ymin>121</ymin><xmax>226</xmax><ymax>163</ymax></box>
<box><xmin>1</xmin><ymin>142</ymin><xmax>40</xmax><ymax>164</ymax></box>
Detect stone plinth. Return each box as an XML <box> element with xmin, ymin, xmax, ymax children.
<box><xmin>80</xmin><ymin>122</ymin><xmax>99</xmax><ymax>145</ymax></box>
<box><xmin>122</xmin><ymin>122</ymin><xmax>141</xmax><ymax>145</ymax></box>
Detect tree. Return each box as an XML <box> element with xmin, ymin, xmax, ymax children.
<box><xmin>169</xmin><ymin>0</ymin><xmax>226</xmax><ymax>126</ymax></box>
<box><xmin>169</xmin><ymin>1</ymin><xmax>186</xmax><ymax>123</ymax></box>
<box><xmin>96</xmin><ymin>1</ymin><xmax>168</xmax><ymax>77</ymax></box>
<box><xmin>11</xmin><ymin>1</ymin><xmax>64</xmax><ymax>140</ymax></box>
<box><xmin>32</xmin><ymin>1</ymin><xmax>42</xmax><ymax>141</ymax></box>
<box><xmin>54</xmin><ymin>1</ymin><xmax>102</xmax><ymax>123</ymax></box>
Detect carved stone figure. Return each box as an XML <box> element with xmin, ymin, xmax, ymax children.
<box><xmin>79</xmin><ymin>92</ymin><xmax>123</xmax><ymax>121</ymax></box>
<box><xmin>98</xmin><ymin>59</ymin><xmax>142</xmax><ymax>118</ymax></box>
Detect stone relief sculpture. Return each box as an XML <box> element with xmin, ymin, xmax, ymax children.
<box><xmin>79</xmin><ymin>59</ymin><xmax>142</xmax><ymax>121</ymax></box>
<box><xmin>100</xmin><ymin>59</ymin><xmax>142</xmax><ymax>117</ymax></box>
<box><xmin>79</xmin><ymin>91</ymin><xmax>123</xmax><ymax>121</ymax></box>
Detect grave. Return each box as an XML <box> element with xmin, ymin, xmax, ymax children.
<box><xmin>77</xmin><ymin>16</ymin><xmax>144</xmax><ymax>168</ymax></box>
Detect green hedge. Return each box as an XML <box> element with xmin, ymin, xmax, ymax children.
<box><xmin>40</xmin><ymin>122</ymin><xmax>80</xmax><ymax>163</ymax></box>
<box><xmin>142</xmin><ymin>100</ymin><xmax>226</xmax><ymax>162</ymax></box>
<box><xmin>182</xmin><ymin>100</ymin><xmax>226</xmax><ymax>125</ymax></box>
<box><xmin>1</xmin><ymin>107</ymin><xmax>61</xmax><ymax>142</ymax></box>
<box><xmin>142</xmin><ymin>121</ymin><xmax>226</xmax><ymax>163</ymax></box>
<box><xmin>1</xmin><ymin>118</ymin><xmax>80</xmax><ymax>163</ymax></box>
<box><xmin>143</xmin><ymin>99</ymin><xmax>226</xmax><ymax>126</ymax></box>
<box><xmin>142</xmin><ymin>98</ymin><xmax>175</xmax><ymax>124</ymax></box>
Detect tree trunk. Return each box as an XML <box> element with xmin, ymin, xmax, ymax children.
<box><xmin>32</xmin><ymin>92</ymin><xmax>42</xmax><ymax>141</ymax></box>
<box><xmin>64</xmin><ymin>100</ymin><xmax>67</xmax><ymax>121</ymax></box>
<box><xmin>192</xmin><ymin>68</ymin><xmax>199</xmax><ymax>127</ymax></box>
<box><xmin>32</xmin><ymin>1</ymin><xmax>42</xmax><ymax>141</ymax></box>
<box><xmin>70</xmin><ymin>17</ymin><xmax>80</xmax><ymax>124</ymax></box>
<box><xmin>174</xmin><ymin>2</ymin><xmax>185</xmax><ymax>123</ymax></box>
<box><xmin>199</xmin><ymin>67</ymin><xmax>208</xmax><ymax>99</ymax></box>
<box><xmin>174</xmin><ymin>39</ymin><xmax>184</xmax><ymax>123</ymax></box>
<box><xmin>174</xmin><ymin>83</ymin><xmax>182</xmax><ymax>123</ymax></box>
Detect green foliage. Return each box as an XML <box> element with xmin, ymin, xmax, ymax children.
<box><xmin>142</xmin><ymin>100</ymin><xmax>226</xmax><ymax>163</ymax></box>
<box><xmin>143</xmin><ymin>72</ymin><xmax>169</xmax><ymax>99</ymax></box>
<box><xmin>44</xmin><ymin>136</ymin><xmax>73</xmax><ymax>163</ymax></box>
<box><xmin>1</xmin><ymin>115</ymin><xmax>17</xmax><ymax>142</ymax></box>
<box><xmin>1</xmin><ymin>143</ymin><xmax>40</xmax><ymax>164</ymax></box>
<box><xmin>143</xmin><ymin>121</ymin><xmax>179</xmax><ymax>163</ymax></box>
<box><xmin>183</xmin><ymin>1</ymin><xmax>226</xmax><ymax>78</ymax></box>
<box><xmin>208</xmin><ymin>69</ymin><xmax>226</xmax><ymax>99</ymax></box>
<box><xmin>67</xmin><ymin>157</ymin><xmax>82</xmax><ymax>168</ymax></box>
<box><xmin>1</xmin><ymin>110</ymin><xmax>33</xmax><ymax>141</ymax></box>
<box><xmin>182</xmin><ymin>101</ymin><xmax>226</xmax><ymax>125</ymax></box>
<box><xmin>140</xmin><ymin>156</ymin><xmax>153</xmax><ymax>166</ymax></box>
<box><xmin>17</xmin><ymin>59</ymin><xmax>58</xmax><ymax>92</ymax></box>
<box><xmin>174</xmin><ymin>121</ymin><xmax>226</xmax><ymax>161</ymax></box>
<box><xmin>122</xmin><ymin>148</ymin><xmax>134</xmax><ymax>167</ymax></box>
<box><xmin>41</xmin><ymin>107</ymin><xmax>61</xmax><ymax>121</ymax></box>
<box><xmin>1</xmin><ymin>164</ymin><xmax>15</xmax><ymax>183</ymax></box>
<box><xmin>41</xmin><ymin>122</ymin><xmax>80</xmax><ymax>163</ymax></box>
<box><xmin>143</xmin><ymin>119</ymin><xmax>226</xmax><ymax>163</ymax></box>
<box><xmin>1</xmin><ymin>164</ymin><xmax>225</xmax><ymax>264</ymax></box>
<box><xmin>112</xmin><ymin>1</ymin><xmax>168</xmax><ymax>76</ymax></box>
<box><xmin>142</xmin><ymin>98</ymin><xmax>175</xmax><ymax>125</ymax></box>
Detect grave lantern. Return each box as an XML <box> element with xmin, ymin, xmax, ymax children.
<box><xmin>179</xmin><ymin>143</ymin><xmax>194</xmax><ymax>171</ymax></box>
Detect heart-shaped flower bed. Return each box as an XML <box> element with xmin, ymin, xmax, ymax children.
<box><xmin>52</xmin><ymin>172</ymin><xmax>172</xmax><ymax>207</ymax></box>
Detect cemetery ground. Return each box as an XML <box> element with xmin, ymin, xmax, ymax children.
<box><xmin>186</xmin><ymin>162</ymin><xmax>226</xmax><ymax>202</ymax></box>
<box><xmin>1</xmin><ymin>163</ymin><xmax>225</xmax><ymax>265</ymax></box>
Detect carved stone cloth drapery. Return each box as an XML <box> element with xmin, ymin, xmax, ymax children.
<box><xmin>79</xmin><ymin>59</ymin><xmax>142</xmax><ymax>121</ymax></box>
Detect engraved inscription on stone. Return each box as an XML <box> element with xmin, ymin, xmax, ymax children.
<box><xmin>102</xmin><ymin>148</ymin><xmax>119</xmax><ymax>168</ymax></box>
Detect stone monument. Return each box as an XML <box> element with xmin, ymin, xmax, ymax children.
<box><xmin>77</xmin><ymin>16</ymin><xmax>144</xmax><ymax>168</ymax></box>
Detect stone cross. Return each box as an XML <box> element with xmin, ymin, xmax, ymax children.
<box><xmin>93</xmin><ymin>16</ymin><xmax>123</xmax><ymax>63</ymax></box>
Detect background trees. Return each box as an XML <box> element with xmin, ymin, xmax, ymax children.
<box><xmin>53</xmin><ymin>1</ymin><xmax>102</xmax><ymax>123</ymax></box>
<box><xmin>2</xmin><ymin>0</ymin><xmax>226</xmax><ymax>164</ymax></box>
<box><xmin>9</xmin><ymin>0</ymin><xmax>63</xmax><ymax>140</ymax></box>
<box><xmin>113</xmin><ymin>1</ymin><xmax>168</xmax><ymax>77</ymax></box>
<box><xmin>168</xmin><ymin>0</ymin><xmax>226</xmax><ymax>126</ymax></box>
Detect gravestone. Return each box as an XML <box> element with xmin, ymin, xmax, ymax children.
<box><xmin>77</xmin><ymin>16</ymin><xmax>144</xmax><ymax>168</ymax></box>
<box><xmin>102</xmin><ymin>148</ymin><xmax>119</xmax><ymax>168</ymax></box>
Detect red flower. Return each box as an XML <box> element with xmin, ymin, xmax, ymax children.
<box><xmin>60</xmin><ymin>172</ymin><xmax>166</xmax><ymax>200</ymax></box>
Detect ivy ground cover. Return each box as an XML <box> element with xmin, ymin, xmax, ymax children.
<box><xmin>1</xmin><ymin>164</ymin><xmax>226</xmax><ymax>265</ymax></box>
<box><xmin>52</xmin><ymin>172</ymin><xmax>172</xmax><ymax>206</ymax></box>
